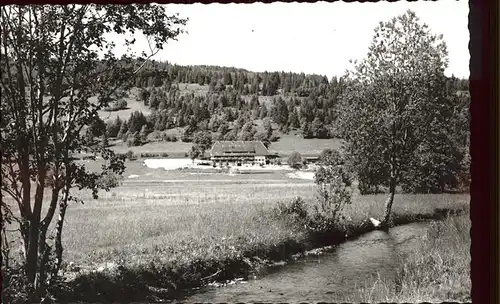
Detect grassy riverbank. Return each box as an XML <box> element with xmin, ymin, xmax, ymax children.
<box><xmin>351</xmin><ymin>212</ymin><xmax>471</xmax><ymax>302</ymax></box>
<box><xmin>49</xmin><ymin>190</ymin><xmax>468</xmax><ymax>303</ymax></box>
<box><xmin>3</xmin><ymin>177</ymin><xmax>469</xmax><ymax>303</ymax></box>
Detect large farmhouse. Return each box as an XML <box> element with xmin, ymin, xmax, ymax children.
<box><xmin>209</xmin><ymin>141</ymin><xmax>277</xmax><ymax>166</ymax></box>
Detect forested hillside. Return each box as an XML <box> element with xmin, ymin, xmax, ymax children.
<box><xmin>92</xmin><ymin>60</ymin><xmax>469</xmax><ymax>147</ymax></box>
<box><xmin>85</xmin><ymin>60</ymin><xmax>470</xmax><ymax>194</ymax></box>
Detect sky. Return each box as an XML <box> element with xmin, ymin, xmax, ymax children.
<box><xmin>120</xmin><ymin>1</ymin><xmax>469</xmax><ymax>79</ymax></box>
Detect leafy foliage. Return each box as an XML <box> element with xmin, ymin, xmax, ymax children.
<box><xmin>337</xmin><ymin>10</ymin><xmax>468</xmax><ymax>223</ymax></box>
<box><xmin>273</xmin><ymin>197</ymin><xmax>309</xmax><ymax>225</ymax></box>
<box><xmin>96</xmin><ymin>172</ymin><xmax>124</xmax><ymax>189</ymax></box>
<box><xmin>0</xmin><ymin>4</ymin><xmax>187</xmax><ymax>301</ymax></box>
<box><xmin>315</xmin><ymin>149</ymin><xmax>352</xmax><ymax>187</ymax></box>
<box><xmin>287</xmin><ymin>152</ymin><xmax>303</xmax><ymax>169</ymax></box>
<box><xmin>312</xmin><ymin>150</ymin><xmax>353</xmax><ymax>232</ymax></box>
<box><xmin>189</xmin><ymin>131</ymin><xmax>212</xmax><ymax>160</ymax></box>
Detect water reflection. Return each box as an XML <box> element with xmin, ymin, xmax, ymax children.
<box><xmin>180</xmin><ymin>222</ymin><xmax>429</xmax><ymax>303</ymax></box>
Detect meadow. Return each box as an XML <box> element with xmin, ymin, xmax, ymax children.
<box><xmin>59</xmin><ymin>184</ymin><xmax>468</xmax><ymax>266</ymax></box>
<box><xmin>3</xmin><ymin>160</ymin><xmax>470</xmax><ymax>302</ymax></box>
<box><xmin>95</xmin><ymin>88</ymin><xmax>152</xmax><ymax>123</ymax></box>
<box><xmin>60</xmin><ymin>178</ymin><xmax>316</xmax><ymax>265</ymax></box>
<box><xmin>109</xmin><ymin>130</ymin><xmax>341</xmax><ymax>158</ymax></box>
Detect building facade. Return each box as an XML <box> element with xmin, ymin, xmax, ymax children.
<box><xmin>209</xmin><ymin>141</ymin><xmax>276</xmax><ymax>166</ymax></box>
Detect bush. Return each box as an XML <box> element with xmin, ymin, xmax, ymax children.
<box><xmin>273</xmin><ymin>197</ymin><xmax>309</xmax><ymax>224</ymax></box>
<box><xmin>181</xmin><ymin>136</ymin><xmax>192</xmax><ymax>143</ymax></box>
<box><xmin>272</xmin><ymin>180</ymin><xmax>352</xmax><ymax>236</ymax></box>
<box><xmin>270</xmin><ymin>133</ymin><xmax>280</xmax><ymax>142</ymax></box>
<box><xmin>125</xmin><ymin>151</ymin><xmax>136</xmax><ymax>160</ymax></box>
<box><xmin>287</xmin><ymin>152</ymin><xmax>302</xmax><ymax>169</ymax></box>
<box><xmin>2</xmin><ymin>263</ymin><xmax>30</xmax><ymax>304</ymax></box>
<box><xmin>115</xmin><ymin>99</ymin><xmax>128</xmax><ymax>109</ymax></box>
<box><xmin>97</xmin><ymin>173</ymin><xmax>123</xmax><ymax>189</ymax></box>
<box><xmin>162</xmin><ymin>134</ymin><xmax>178</xmax><ymax>142</ymax></box>
<box><xmin>127</xmin><ymin>132</ymin><xmax>144</xmax><ymax>147</ymax></box>
<box><xmin>310</xmin><ymin>174</ymin><xmax>352</xmax><ymax>232</ymax></box>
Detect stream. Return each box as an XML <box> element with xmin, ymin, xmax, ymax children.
<box><xmin>176</xmin><ymin>222</ymin><xmax>430</xmax><ymax>303</ymax></box>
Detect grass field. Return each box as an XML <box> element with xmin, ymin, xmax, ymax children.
<box><xmin>10</xmin><ymin>180</ymin><xmax>466</xmax><ymax>268</ymax></box>
<box><xmin>95</xmin><ymin>88</ymin><xmax>152</xmax><ymax>123</ymax></box>
<box><xmin>110</xmin><ymin>133</ymin><xmax>341</xmax><ymax>158</ymax></box>
<box><xmin>268</xmin><ymin>132</ymin><xmax>343</xmax><ymax>156</ymax></box>
<box><xmin>35</xmin><ymin>179</ymin><xmax>317</xmax><ymax>265</ymax></box>
<box><xmin>55</xmin><ymin>186</ymin><xmax>468</xmax><ymax>303</ymax></box>
<box><xmin>3</xmin><ymin>166</ymin><xmax>468</xmax><ymax>267</ymax></box>
<box><xmin>2</xmin><ymin>158</ymin><xmax>470</xmax><ymax>302</ymax></box>
<box><xmin>110</xmin><ymin>139</ymin><xmax>193</xmax><ymax>156</ymax></box>
<box><xmin>177</xmin><ymin>83</ymin><xmax>210</xmax><ymax>97</ymax></box>
<box><xmin>351</xmin><ymin>213</ymin><xmax>471</xmax><ymax>302</ymax></box>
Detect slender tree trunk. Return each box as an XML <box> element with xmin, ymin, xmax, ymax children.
<box><xmin>26</xmin><ymin>221</ymin><xmax>40</xmax><ymax>295</ymax></box>
<box><xmin>382</xmin><ymin>174</ymin><xmax>397</xmax><ymax>227</ymax></box>
<box><xmin>21</xmin><ymin>160</ymin><xmax>39</xmax><ymax>294</ymax></box>
<box><xmin>54</xmin><ymin>185</ymin><xmax>69</xmax><ymax>274</ymax></box>
<box><xmin>30</xmin><ymin>161</ymin><xmax>47</xmax><ymax>297</ymax></box>
<box><xmin>36</xmin><ymin>187</ymin><xmax>60</xmax><ymax>298</ymax></box>
<box><xmin>20</xmin><ymin>150</ymin><xmax>35</xmax><ymax>286</ymax></box>
<box><xmin>36</xmin><ymin>228</ymin><xmax>49</xmax><ymax>298</ymax></box>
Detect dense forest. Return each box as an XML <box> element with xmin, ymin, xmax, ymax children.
<box><xmin>94</xmin><ymin>60</ymin><xmax>469</xmax><ymax>150</ymax></box>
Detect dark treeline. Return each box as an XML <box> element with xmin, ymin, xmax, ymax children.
<box><xmin>131</xmin><ymin>60</ymin><xmax>334</xmax><ymax>97</ymax></box>
<box><xmin>98</xmin><ymin>60</ymin><xmax>469</xmax><ymax>149</ymax></box>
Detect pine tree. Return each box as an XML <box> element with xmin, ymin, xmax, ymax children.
<box><xmin>259</xmin><ymin>104</ymin><xmax>268</xmax><ymax>119</ymax></box>
<box><xmin>288</xmin><ymin>108</ymin><xmax>300</xmax><ymax>129</ymax></box>
<box><xmin>101</xmin><ymin>133</ymin><xmax>109</xmax><ymax>148</ymax></box>
<box><xmin>273</xmin><ymin>97</ymin><xmax>289</xmax><ymax>131</ymax></box>
<box><xmin>311</xmin><ymin>117</ymin><xmax>323</xmax><ymax>138</ymax></box>
<box><xmin>254</xmin><ymin>131</ymin><xmax>271</xmax><ymax>148</ymax></box>
<box><xmin>139</xmin><ymin>125</ymin><xmax>150</xmax><ymax>142</ymax></box>
<box><xmin>217</xmin><ymin>122</ymin><xmax>230</xmax><ymax>136</ymax></box>
<box><xmin>117</xmin><ymin>120</ymin><xmax>128</xmax><ymax>139</ymax></box>
<box><xmin>242</xmin><ymin>85</ymin><xmax>249</xmax><ymax>95</ymax></box>
<box><xmin>263</xmin><ymin>118</ymin><xmax>273</xmax><ymax>138</ymax></box>
<box><xmin>107</xmin><ymin>116</ymin><xmax>122</xmax><ymax>138</ymax></box>
<box><xmin>301</xmin><ymin>121</ymin><xmax>312</xmax><ymax>139</ymax></box>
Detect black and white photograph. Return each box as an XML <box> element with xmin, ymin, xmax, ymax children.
<box><xmin>1</xmin><ymin>1</ymin><xmax>472</xmax><ymax>303</ymax></box>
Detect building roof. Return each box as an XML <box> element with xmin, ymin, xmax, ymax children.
<box><xmin>210</xmin><ymin>141</ymin><xmax>271</xmax><ymax>157</ymax></box>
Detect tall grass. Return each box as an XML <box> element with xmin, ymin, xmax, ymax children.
<box><xmin>2</xmin><ymin>178</ymin><xmax>469</xmax><ymax>302</ymax></box>
<box><xmin>351</xmin><ymin>213</ymin><xmax>471</xmax><ymax>302</ymax></box>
